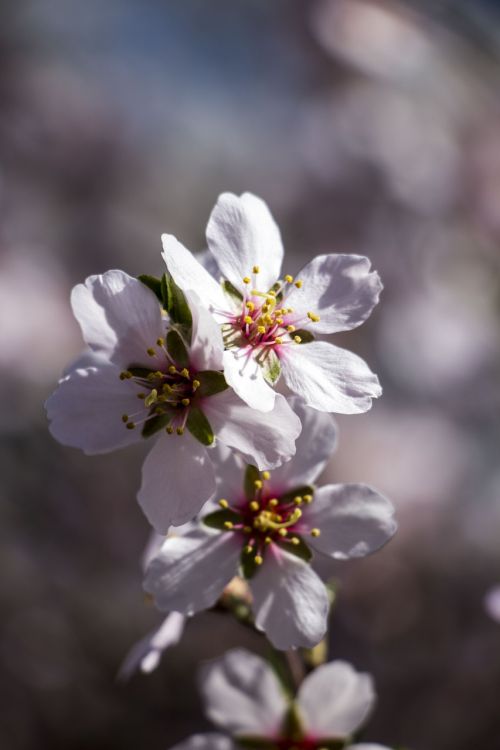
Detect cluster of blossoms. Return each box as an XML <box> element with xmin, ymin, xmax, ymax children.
<box><xmin>46</xmin><ymin>192</ymin><xmax>397</xmax><ymax>747</ymax></box>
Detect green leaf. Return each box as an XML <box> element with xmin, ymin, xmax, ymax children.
<box><xmin>260</xmin><ymin>348</ymin><xmax>281</xmax><ymax>386</ymax></box>
<box><xmin>279</xmin><ymin>485</ymin><xmax>314</xmax><ymax>505</ymax></box>
<box><xmin>293</xmin><ymin>328</ymin><xmax>315</xmax><ymax>344</ymax></box>
<box><xmin>160</xmin><ymin>274</ymin><xmax>170</xmax><ymax>310</ymax></box>
<box><xmin>278</xmin><ymin>535</ymin><xmax>312</xmax><ymax>563</ymax></box>
<box><xmin>138</xmin><ymin>274</ymin><xmax>163</xmax><ymax>302</ymax></box>
<box><xmin>166</xmin><ymin>329</ymin><xmax>189</xmax><ymax>368</ymax></box>
<box><xmin>141</xmin><ymin>412</ymin><xmax>171</xmax><ymax>438</ymax></box>
<box><xmin>203</xmin><ymin>509</ymin><xmax>242</xmax><ymax>530</ymax></box>
<box><xmin>244</xmin><ymin>464</ymin><xmax>260</xmax><ymax>500</ymax></box>
<box><xmin>196</xmin><ymin>370</ymin><xmax>229</xmax><ymax>397</ymax></box>
<box><xmin>164</xmin><ymin>273</ymin><xmax>193</xmax><ymax>334</ymax></box>
<box><xmin>221</xmin><ymin>279</ymin><xmax>243</xmax><ymax>302</ymax></box>
<box><xmin>239</xmin><ymin>546</ymin><xmax>262</xmax><ymax>580</ymax></box>
<box><xmin>186</xmin><ymin>407</ymin><xmax>214</xmax><ymax>446</ymax></box>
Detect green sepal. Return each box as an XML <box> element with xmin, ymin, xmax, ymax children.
<box><xmin>138</xmin><ymin>274</ymin><xmax>163</xmax><ymax>302</ymax></box>
<box><xmin>160</xmin><ymin>273</ymin><xmax>170</xmax><ymax>310</ymax></box>
<box><xmin>222</xmin><ymin>279</ymin><xmax>243</xmax><ymax>302</ymax></box>
<box><xmin>239</xmin><ymin>546</ymin><xmax>261</xmax><ymax>580</ymax></box>
<box><xmin>278</xmin><ymin>535</ymin><xmax>312</xmax><ymax>563</ymax></box>
<box><xmin>293</xmin><ymin>328</ymin><xmax>315</xmax><ymax>344</ymax></box>
<box><xmin>186</xmin><ymin>407</ymin><xmax>215</xmax><ymax>446</ymax></box>
<box><xmin>244</xmin><ymin>464</ymin><xmax>260</xmax><ymax>500</ymax></box>
<box><xmin>236</xmin><ymin>738</ymin><xmax>277</xmax><ymax>750</ymax></box>
<box><xmin>196</xmin><ymin>370</ymin><xmax>229</xmax><ymax>397</ymax></box>
<box><xmin>260</xmin><ymin>348</ymin><xmax>281</xmax><ymax>386</ymax></box>
<box><xmin>166</xmin><ymin>329</ymin><xmax>189</xmax><ymax>368</ymax></box>
<box><xmin>279</xmin><ymin>485</ymin><xmax>314</xmax><ymax>505</ymax></box>
<box><xmin>127</xmin><ymin>366</ymin><xmax>155</xmax><ymax>379</ymax></box>
<box><xmin>141</xmin><ymin>412</ymin><xmax>171</xmax><ymax>438</ymax></box>
<box><xmin>280</xmin><ymin>703</ymin><xmax>305</xmax><ymax>743</ymax></box>
<box><xmin>203</xmin><ymin>509</ymin><xmax>242</xmax><ymax>530</ymax></box>
<box><xmin>163</xmin><ymin>273</ymin><xmax>193</xmax><ymax>336</ymax></box>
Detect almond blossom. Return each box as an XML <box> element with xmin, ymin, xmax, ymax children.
<box><xmin>169</xmin><ymin>648</ymin><xmax>391</xmax><ymax>750</ymax></box>
<box><xmin>162</xmin><ymin>192</ymin><xmax>382</xmax><ymax>412</ymax></box>
<box><xmin>144</xmin><ymin>398</ymin><xmax>396</xmax><ymax>649</ymax></box>
<box><xmin>45</xmin><ymin>270</ymin><xmax>301</xmax><ymax>533</ymax></box>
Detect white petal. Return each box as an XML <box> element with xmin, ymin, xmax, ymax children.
<box><xmin>297</xmin><ymin>661</ymin><xmax>375</xmax><ymax>738</ymax></box>
<box><xmin>161</xmin><ymin>234</ymin><xmax>228</xmax><ymax>311</ymax></box>
<box><xmin>199</xmin><ymin>648</ymin><xmax>287</xmax><ymax>736</ymax></box>
<box><xmin>280</xmin><ymin>341</ymin><xmax>381</xmax><ymax>414</ymax></box>
<box><xmin>303</xmin><ymin>484</ymin><xmax>397</xmax><ymax>560</ymax></box>
<box><xmin>169</xmin><ymin>734</ymin><xmax>235</xmax><ymax>750</ymax></box>
<box><xmin>138</xmin><ymin>432</ymin><xmax>215</xmax><ymax>533</ymax></box>
<box><xmin>285</xmin><ymin>254</ymin><xmax>382</xmax><ymax>334</ymax></box>
<box><xmin>222</xmin><ymin>349</ymin><xmax>276</xmax><ymax>412</ymax></box>
<box><xmin>250</xmin><ymin>547</ymin><xmax>329</xmax><ymax>649</ymax></box>
<box><xmin>118</xmin><ymin>612</ymin><xmax>186</xmax><ymax>680</ymax></box>
<box><xmin>206</xmin><ymin>193</ymin><xmax>283</xmax><ymax>293</ymax></box>
<box><xmin>45</xmin><ymin>364</ymin><xmax>141</xmax><ymax>454</ymax></box>
<box><xmin>197</xmin><ymin>249</ymin><xmax>222</xmax><ymax>281</ymax></box>
<box><xmin>185</xmin><ymin>289</ymin><xmax>224</xmax><ymax>371</ymax></box>
<box><xmin>270</xmin><ymin>396</ymin><xmax>338</xmax><ymax>489</ymax></box>
<box><xmin>143</xmin><ymin>528</ymin><xmax>241</xmax><ymax>614</ymax></box>
<box><xmin>71</xmin><ymin>270</ymin><xmax>164</xmax><ymax>367</ymax></box>
<box><xmin>203</xmin><ymin>390</ymin><xmax>301</xmax><ymax>470</ymax></box>
<box><xmin>210</xmin><ymin>443</ymin><xmax>247</xmax><ymax>502</ymax></box>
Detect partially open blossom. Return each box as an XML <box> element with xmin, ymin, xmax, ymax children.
<box><xmin>169</xmin><ymin>648</ymin><xmax>391</xmax><ymax>750</ymax></box>
<box><xmin>46</xmin><ymin>270</ymin><xmax>301</xmax><ymax>532</ymax></box>
<box><xmin>144</xmin><ymin>398</ymin><xmax>396</xmax><ymax>649</ymax></box>
<box><xmin>162</xmin><ymin>192</ymin><xmax>382</xmax><ymax>413</ymax></box>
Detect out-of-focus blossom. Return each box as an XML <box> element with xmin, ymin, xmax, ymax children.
<box><xmin>169</xmin><ymin>648</ymin><xmax>390</xmax><ymax>750</ymax></box>
<box><xmin>118</xmin><ymin>611</ymin><xmax>186</xmax><ymax>679</ymax></box>
<box><xmin>162</xmin><ymin>191</ymin><xmax>382</xmax><ymax>413</ymax></box>
<box><xmin>485</xmin><ymin>586</ymin><xmax>500</xmax><ymax>623</ymax></box>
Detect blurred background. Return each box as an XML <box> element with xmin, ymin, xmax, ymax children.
<box><xmin>1</xmin><ymin>1</ymin><xmax>500</xmax><ymax>748</ymax></box>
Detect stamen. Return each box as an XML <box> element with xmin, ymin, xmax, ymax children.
<box><xmin>219</xmin><ymin>499</ymin><xmax>229</xmax><ymax>509</ymax></box>
<box><xmin>290</xmin><ymin>537</ymin><xmax>300</xmax><ymax>545</ymax></box>
<box><xmin>144</xmin><ymin>389</ymin><xmax>158</xmax><ymax>408</ymax></box>
<box><xmin>180</xmin><ymin>368</ymin><xmax>190</xmax><ymax>379</ymax></box>
<box><xmin>224</xmin><ymin>521</ymin><xmax>234</xmax><ymax>530</ymax></box>
<box><xmin>243</xmin><ymin>276</ymin><xmax>251</xmax><ymax>284</ymax></box>
<box><xmin>278</xmin><ymin>528</ymin><xmax>288</xmax><ymax>537</ymax></box>
<box><xmin>311</xmin><ymin>528</ymin><xmax>321</xmax><ymax>537</ymax></box>
<box><xmin>245</xmin><ymin>301</ymin><xmax>255</xmax><ymax>311</ymax></box>
<box><xmin>147</xmin><ymin>347</ymin><xmax>156</xmax><ymax>356</ymax></box>
<box><xmin>121</xmin><ymin>414</ymin><xmax>129</xmax><ymax>423</ymax></box>
<box><xmin>168</xmin><ymin>365</ymin><xmax>177</xmax><ymax>374</ymax></box>
<box><xmin>244</xmin><ymin>544</ymin><xmax>253</xmax><ymax>554</ymax></box>
<box><xmin>192</xmin><ymin>379</ymin><xmax>201</xmax><ymax>391</ymax></box>
<box><xmin>303</xmin><ymin>494</ymin><xmax>313</xmax><ymax>503</ymax></box>
<box><xmin>249</xmin><ymin>501</ymin><xmax>259</xmax><ymax>512</ymax></box>
<box><xmin>268</xmin><ymin>498</ymin><xmax>279</xmax><ymax>507</ymax></box>
<box><xmin>293</xmin><ymin>496</ymin><xmax>303</xmax><ymax>505</ymax></box>
<box><xmin>284</xmin><ymin>274</ymin><xmax>294</xmax><ymax>283</ymax></box>
<box><xmin>156</xmin><ymin>337</ymin><xmax>164</xmax><ymax>346</ymax></box>
<box><xmin>294</xmin><ymin>335</ymin><xmax>302</xmax><ymax>344</ymax></box>
<box><xmin>166</xmin><ymin>426</ymin><xmax>174</xmax><ymax>434</ymax></box>
<box><xmin>126</xmin><ymin>422</ymin><xmax>136</xmax><ymax>430</ymax></box>
<box><xmin>181</xmin><ymin>398</ymin><xmax>190</xmax><ymax>406</ymax></box>
<box><xmin>286</xmin><ymin>325</ymin><xmax>295</xmax><ymax>332</ymax></box>
<box><xmin>294</xmin><ymin>280</ymin><xmax>302</xmax><ymax>288</ymax></box>
<box><xmin>176</xmin><ymin>427</ymin><xmax>184</xmax><ymax>435</ymax></box>
<box><xmin>244</xmin><ymin>316</ymin><xmax>253</xmax><ymax>325</ymax></box>
<box><xmin>262</xmin><ymin>471</ymin><xmax>271</xmax><ymax>480</ymax></box>
<box><xmin>307</xmin><ymin>312</ymin><xmax>321</xmax><ymax>323</ymax></box>
<box><xmin>254</xmin><ymin>555</ymin><xmax>263</xmax><ymax>565</ymax></box>
<box><xmin>254</xmin><ymin>480</ymin><xmax>263</xmax><ymax>490</ymax></box>
<box><xmin>252</xmin><ymin>265</ymin><xmax>260</xmax><ymax>274</ymax></box>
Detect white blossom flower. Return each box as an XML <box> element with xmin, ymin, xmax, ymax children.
<box><xmin>144</xmin><ymin>398</ymin><xmax>396</xmax><ymax>649</ymax></box>
<box><xmin>162</xmin><ymin>192</ymin><xmax>382</xmax><ymax>413</ymax></box>
<box><xmin>118</xmin><ymin>611</ymin><xmax>186</xmax><ymax>679</ymax></box>
<box><xmin>169</xmin><ymin>648</ymin><xmax>391</xmax><ymax>750</ymax></box>
<box><xmin>45</xmin><ymin>270</ymin><xmax>301</xmax><ymax>533</ymax></box>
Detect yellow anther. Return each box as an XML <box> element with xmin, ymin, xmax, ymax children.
<box><xmin>290</xmin><ymin>537</ymin><xmax>300</xmax><ymax>546</ymax></box>
<box><xmin>166</xmin><ymin>426</ymin><xmax>174</xmax><ymax>434</ymax></box>
<box><xmin>257</xmin><ymin>326</ymin><xmax>266</xmax><ymax>334</ymax></box>
<box><xmin>243</xmin><ymin>276</ymin><xmax>251</xmax><ymax>284</ymax></box>
<box><xmin>180</xmin><ymin>368</ymin><xmax>190</xmax><ymax>378</ymax></box>
<box><xmin>224</xmin><ymin>521</ymin><xmax>234</xmax><ymax>530</ymax></box>
<box><xmin>285</xmin><ymin>274</ymin><xmax>294</xmax><ymax>283</ymax></box>
<box><xmin>243</xmin><ymin>526</ymin><xmax>252</xmax><ymax>533</ymax></box>
<box><xmin>168</xmin><ymin>365</ymin><xmax>177</xmax><ymax>374</ymax></box>
<box><xmin>287</xmin><ymin>325</ymin><xmax>296</xmax><ymax>332</ymax></box>
<box><xmin>147</xmin><ymin>347</ymin><xmax>156</xmax><ymax>356</ymax></box>
<box><xmin>269</xmin><ymin>498</ymin><xmax>279</xmax><ymax>507</ymax></box>
<box><xmin>253</xmin><ymin>265</ymin><xmax>260</xmax><ymax>274</ymax></box>
<box><xmin>121</xmin><ymin>414</ymin><xmax>129</xmax><ymax>423</ymax></box>
<box><xmin>294</xmin><ymin>336</ymin><xmax>302</xmax><ymax>344</ymax></box>
<box><xmin>218</xmin><ymin>499</ymin><xmax>229</xmax><ymax>509</ymax></box>
<box><xmin>249</xmin><ymin>501</ymin><xmax>260</xmax><ymax>512</ymax></box>
<box><xmin>254</xmin><ymin>480</ymin><xmax>263</xmax><ymax>490</ymax></box>
<box><xmin>294</xmin><ymin>508</ymin><xmax>302</xmax><ymax>519</ymax></box>
<box><xmin>156</xmin><ymin>337</ymin><xmax>164</xmax><ymax>346</ymax></box>
<box><xmin>311</xmin><ymin>528</ymin><xmax>321</xmax><ymax>537</ymax></box>
<box><xmin>286</xmin><ymin>307</ymin><xmax>294</xmax><ymax>314</ymax></box>
<box><xmin>275</xmin><ymin>337</ymin><xmax>283</xmax><ymax>345</ymax></box>
<box><xmin>278</xmin><ymin>528</ymin><xmax>288</xmax><ymax>537</ymax></box>
<box><xmin>181</xmin><ymin>398</ymin><xmax>190</xmax><ymax>406</ymax></box>
<box><xmin>126</xmin><ymin>422</ymin><xmax>136</xmax><ymax>430</ymax></box>
<box><xmin>294</xmin><ymin>496</ymin><xmax>303</xmax><ymax>506</ymax></box>
<box><xmin>254</xmin><ymin>555</ymin><xmax>263</xmax><ymax>565</ymax></box>
<box><xmin>144</xmin><ymin>389</ymin><xmax>158</xmax><ymax>408</ymax></box>
<box><xmin>307</xmin><ymin>312</ymin><xmax>321</xmax><ymax>323</ymax></box>
<box><xmin>176</xmin><ymin>427</ymin><xmax>184</xmax><ymax>436</ymax></box>
<box><xmin>244</xmin><ymin>544</ymin><xmax>253</xmax><ymax>554</ymax></box>
<box><xmin>267</xmin><ymin>290</ymin><xmax>276</xmax><ymax>298</ymax></box>
<box><xmin>120</xmin><ymin>370</ymin><xmax>132</xmax><ymax>380</ymax></box>
<box><xmin>294</xmin><ymin>280</ymin><xmax>302</xmax><ymax>288</ymax></box>
<box><xmin>262</xmin><ymin>471</ymin><xmax>271</xmax><ymax>480</ymax></box>
<box><xmin>262</xmin><ymin>305</ymin><xmax>269</xmax><ymax>314</ymax></box>
<box><xmin>244</xmin><ymin>316</ymin><xmax>253</xmax><ymax>325</ymax></box>
<box><xmin>192</xmin><ymin>379</ymin><xmax>201</xmax><ymax>390</ymax></box>
<box><xmin>303</xmin><ymin>494</ymin><xmax>313</xmax><ymax>503</ymax></box>
<box><xmin>246</xmin><ymin>301</ymin><xmax>255</xmax><ymax>311</ymax></box>
<box><xmin>264</xmin><ymin>537</ymin><xmax>272</xmax><ymax>545</ymax></box>
<box><xmin>276</xmin><ymin>318</ymin><xmax>284</xmax><ymax>325</ymax></box>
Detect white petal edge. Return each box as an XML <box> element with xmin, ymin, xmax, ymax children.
<box><xmin>118</xmin><ymin>612</ymin><xmax>186</xmax><ymax>680</ymax></box>
<box><xmin>206</xmin><ymin>192</ymin><xmax>284</xmax><ymax>294</ymax></box>
<box><xmin>280</xmin><ymin>340</ymin><xmax>381</xmax><ymax>414</ymax></box>
<box><xmin>222</xmin><ymin>348</ymin><xmax>276</xmax><ymax>412</ymax></box>
<box><xmin>71</xmin><ymin>270</ymin><xmax>164</xmax><ymax>367</ymax></box>
<box><xmin>169</xmin><ymin>733</ymin><xmax>235</xmax><ymax>750</ymax></box>
<box><xmin>143</xmin><ymin>528</ymin><xmax>241</xmax><ymax>615</ymax></box>
<box><xmin>270</xmin><ymin>396</ymin><xmax>338</xmax><ymax>489</ymax></box>
<box><xmin>199</xmin><ymin>648</ymin><xmax>288</xmax><ymax>736</ymax></box>
<box><xmin>45</xmin><ymin>364</ymin><xmax>142</xmax><ymax>454</ymax></box>
<box><xmin>203</xmin><ymin>390</ymin><xmax>301</xmax><ymax>470</ymax></box>
<box><xmin>185</xmin><ymin>289</ymin><xmax>224</xmax><ymax>371</ymax></box>
<box><xmin>138</xmin><ymin>431</ymin><xmax>215</xmax><ymax>533</ymax></box>
<box><xmin>285</xmin><ymin>254</ymin><xmax>382</xmax><ymax>334</ymax></box>
<box><xmin>250</xmin><ymin>546</ymin><xmax>329</xmax><ymax>649</ymax></box>
<box><xmin>297</xmin><ymin>660</ymin><xmax>375</xmax><ymax>738</ymax></box>
<box><xmin>302</xmin><ymin>484</ymin><xmax>397</xmax><ymax>560</ymax></box>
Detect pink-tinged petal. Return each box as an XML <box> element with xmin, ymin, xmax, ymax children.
<box><xmin>250</xmin><ymin>547</ymin><xmax>329</xmax><ymax>649</ymax></box>
<box><xmin>71</xmin><ymin>270</ymin><xmax>164</xmax><ymax>367</ymax></box>
<box><xmin>185</xmin><ymin>289</ymin><xmax>224</xmax><ymax>371</ymax></box>
<box><xmin>138</xmin><ymin>432</ymin><xmax>215</xmax><ymax>534</ymax></box>
<box><xmin>169</xmin><ymin>734</ymin><xmax>235</xmax><ymax>750</ymax></box>
<box><xmin>143</xmin><ymin>529</ymin><xmax>241</xmax><ymax>614</ymax></box>
<box><xmin>210</xmin><ymin>444</ymin><xmax>247</xmax><ymax>502</ymax></box>
<box><xmin>118</xmin><ymin>612</ymin><xmax>186</xmax><ymax>680</ymax></box>
<box><xmin>45</xmin><ymin>364</ymin><xmax>142</xmax><ymax>454</ymax></box>
<box><xmin>303</xmin><ymin>484</ymin><xmax>396</xmax><ymax>560</ymax></box>
<box><xmin>280</xmin><ymin>341</ymin><xmax>381</xmax><ymax>414</ymax></box>
<box><xmin>206</xmin><ymin>193</ymin><xmax>283</xmax><ymax>294</ymax></box>
<box><xmin>222</xmin><ymin>349</ymin><xmax>276</xmax><ymax>412</ymax></box>
<box><xmin>161</xmin><ymin>234</ymin><xmax>228</xmax><ymax>311</ymax></box>
<box><xmin>270</xmin><ymin>396</ymin><xmax>338</xmax><ymax>489</ymax></box>
<box><xmin>200</xmin><ymin>648</ymin><xmax>287</xmax><ymax>736</ymax></box>
<box><xmin>203</xmin><ymin>390</ymin><xmax>301</xmax><ymax>470</ymax></box>
<box><xmin>285</xmin><ymin>254</ymin><xmax>382</xmax><ymax>334</ymax></box>
<box><xmin>485</xmin><ymin>585</ymin><xmax>500</xmax><ymax>623</ymax></box>
<box><xmin>297</xmin><ymin>661</ymin><xmax>375</xmax><ymax>738</ymax></box>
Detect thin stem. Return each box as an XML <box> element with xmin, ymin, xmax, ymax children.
<box><xmin>285</xmin><ymin>648</ymin><xmax>306</xmax><ymax>689</ymax></box>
